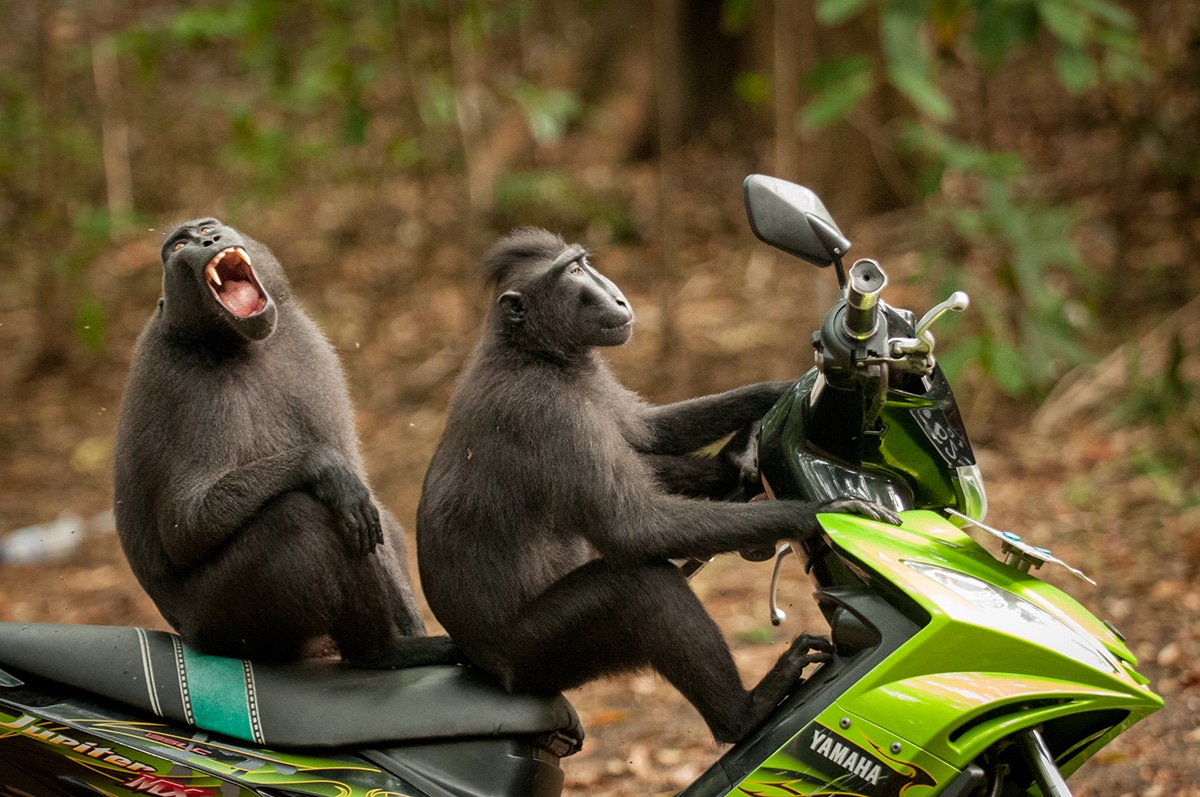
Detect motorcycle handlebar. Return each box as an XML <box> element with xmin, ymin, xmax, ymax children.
<box><xmin>843</xmin><ymin>259</ymin><xmax>887</xmax><ymax>340</ymax></box>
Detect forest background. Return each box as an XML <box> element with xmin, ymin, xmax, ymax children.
<box><xmin>0</xmin><ymin>0</ymin><xmax>1198</xmax><ymax>794</ymax></box>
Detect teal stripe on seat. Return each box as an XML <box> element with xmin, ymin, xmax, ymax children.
<box><xmin>179</xmin><ymin>646</ymin><xmax>257</xmax><ymax>742</ymax></box>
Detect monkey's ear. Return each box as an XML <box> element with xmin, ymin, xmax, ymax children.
<box><xmin>498</xmin><ymin>290</ymin><xmax>526</xmax><ymax>325</ymax></box>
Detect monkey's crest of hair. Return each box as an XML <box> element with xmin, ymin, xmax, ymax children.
<box><xmin>479</xmin><ymin>227</ymin><xmax>585</xmax><ymax>291</ymax></box>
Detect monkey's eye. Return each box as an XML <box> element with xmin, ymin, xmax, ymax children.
<box><xmin>172</xmin><ymin>240</ymin><xmax>186</xmax><ymax>251</ymax></box>
<box><xmin>569</xmin><ymin>264</ymin><xmax>583</xmax><ymax>276</ymax></box>
<box><xmin>199</xmin><ymin>225</ymin><xmax>213</xmax><ymax>234</ymax></box>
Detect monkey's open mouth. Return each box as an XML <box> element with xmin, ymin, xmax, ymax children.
<box><xmin>205</xmin><ymin>247</ymin><xmax>267</xmax><ymax>318</ymax></box>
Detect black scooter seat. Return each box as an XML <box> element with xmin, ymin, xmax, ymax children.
<box><xmin>0</xmin><ymin>623</ymin><xmax>582</xmax><ymax>751</ymax></box>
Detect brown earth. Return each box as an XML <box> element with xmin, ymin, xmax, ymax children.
<box><xmin>0</xmin><ymin>169</ymin><xmax>1197</xmax><ymax>795</ymax></box>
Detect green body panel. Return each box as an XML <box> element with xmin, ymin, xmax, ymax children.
<box><xmin>727</xmin><ymin>510</ymin><xmax>1161</xmax><ymax>795</ymax></box>
<box><xmin>821</xmin><ymin>510</ymin><xmax>1160</xmax><ymax>763</ymax></box>
<box><xmin>871</xmin><ymin>391</ymin><xmax>961</xmax><ymax>509</ymax></box>
<box><xmin>760</xmin><ymin>371</ymin><xmax>973</xmax><ymax>514</ymax></box>
<box><xmin>823</xmin><ymin>510</ymin><xmax>1136</xmax><ymax>665</ymax></box>
<box><xmin>730</xmin><ymin>705</ymin><xmax>959</xmax><ymax>796</ymax></box>
<box><xmin>0</xmin><ymin>705</ymin><xmax>414</xmax><ymax>797</ymax></box>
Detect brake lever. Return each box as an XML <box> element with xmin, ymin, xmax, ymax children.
<box><xmin>891</xmin><ymin>291</ymin><xmax>970</xmax><ymax>358</ymax></box>
<box><xmin>769</xmin><ymin>542</ymin><xmax>802</xmax><ymax>626</ymax></box>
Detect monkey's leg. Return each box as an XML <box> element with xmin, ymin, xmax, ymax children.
<box><xmin>177</xmin><ymin>492</ymin><xmax>457</xmax><ymax>667</ymax></box>
<box><xmin>333</xmin><ymin>538</ymin><xmax>462</xmax><ymax>669</ymax></box>
<box><xmin>165</xmin><ymin>443</ymin><xmax>382</xmax><ymax>570</ymax></box>
<box><xmin>371</xmin><ymin>507</ymin><xmax>427</xmax><ymax>637</ymax></box>
<box><xmin>178</xmin><ymin>493</ymin><xmax>341</xmax><ymax>662</ymax></box>
<box><xmin>499</xmin><ymin>560</ymin><xmax>823</xmax><ymax>743</ymax></box>
<box><xmin>641</xmin><ymin>452</ymin><xmax>745</xmax><ymax>499</ymax></box>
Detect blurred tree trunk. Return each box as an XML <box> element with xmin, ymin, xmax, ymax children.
<box><xmin>654</xmin><ymin>0</ymin><xmax>684</xmax><ymax>385</ymax></box>
<box><xmin>90</xmin><ymin>0</ymin><xmax>133</xmax><ymax>238</ymax></box>
<box><xmin>774</xmin><ymin>0</ymin><xmax>801</xmax><ymax>181</ymax></box>
<box><xmin>678</xmin><ymin>0</ymin><xmax>744</xmax><ymax>140</ymax></box>
<box><xmin>790</xmin><ymin>7</ymin><xmax>910</xmax><ymax>220</ymax></box>
<box><xmin>30</xmin><ymin>0</ymin><xmax>72</xmax><ymax>375</ymax></box>
<box><xmin>448</xmin><ymin>2</ymin><xmax>488</xmax><ymax>238</ymax></box>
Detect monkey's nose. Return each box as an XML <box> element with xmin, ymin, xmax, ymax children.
<box><xmin>201</xmin><ymin>233</ymin><xmax>222</xmax><ymax>247</ymax></box>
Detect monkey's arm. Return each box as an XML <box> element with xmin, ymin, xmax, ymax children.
<box><xmin>161</xmin><ymin>443</ymin><xmax>381</xmax><ymax>569</ymax></box>
<box><xmin>638</xmin><ymin>381</ymin><xmax>790</xmax><ymax>455</ymax></box>
<box><xmin>593</xmin><ymin>496</ymin><xmax>899</xmax><ymax>564</ymax></box>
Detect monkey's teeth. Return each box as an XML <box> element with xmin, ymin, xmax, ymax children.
<box><xmin>207</xmin><ymin>264</ymin><xmax>222</xmax><ymax>287</ymax></box>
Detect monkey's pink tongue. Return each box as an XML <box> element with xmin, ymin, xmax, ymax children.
<box><xmin>220</xmin><ymin>279</ymin><xmax>263</xmax><ymax>317</ymax></box>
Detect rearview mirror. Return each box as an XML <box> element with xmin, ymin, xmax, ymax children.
<box><xmin>743</xmin><ymin>175</ymin><xmax>851</xmax><ymax>268</ymax></box>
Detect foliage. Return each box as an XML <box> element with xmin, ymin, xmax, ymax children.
<box><xmin>1</xmin><ymin>0</ymin><xmax>590</xmax><ymax>365</ymax></box>
<box><xmin>0</xmin><ymin>0</ymin><xmax>1170</xmax><ymax>386</ymax></box>
<box><xmin>805</xmin><ymin>0</ymin><xmax>1149</xmax><ymax>397</ymax></box>
<box><xmin>1116</xmin><ymin>335</ymin><xmax>1193</xmax><ymax>428</ymax></box>
<box><xmin>493</xmin><ymin>170</ymin><xmax>638</xmax><ymax>244</ymax></box>
<box><xmin>905</xmin><ymin>125</ymin><xmax>1093</xmax><ymax>396</ymax></box>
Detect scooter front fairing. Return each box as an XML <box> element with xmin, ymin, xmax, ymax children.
<box><xmin>724</xmin><ymin>510</ymin><xmax>1161</xmax><ymax>796</ymax></box>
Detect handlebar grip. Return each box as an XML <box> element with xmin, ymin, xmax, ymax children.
<box><xmin>844</xmin><ymin>259</ymin><xmax>887</xmax><ymax>339</ymax></box>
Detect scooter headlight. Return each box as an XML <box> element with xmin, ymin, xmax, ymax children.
<box><xmin>954</xmin><ymin>464</ymin><xmax>988</xmax><ymax>521</ymax></box>
<box><xmin>906</xmin><ymin>562</ymin><xmax>1117</xmax><ymax>673</ymax></box>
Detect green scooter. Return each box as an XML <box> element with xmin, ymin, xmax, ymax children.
<box><xmin>0</xmin><ymin>175</ymin><xmax>1159</xmax><ymax>796</ymax></box>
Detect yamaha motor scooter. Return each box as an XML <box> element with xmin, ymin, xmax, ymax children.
<box><xmin>0</xmin><ymin>174</ymin><xmax>1160</xmax><ymax>796</ymax></box>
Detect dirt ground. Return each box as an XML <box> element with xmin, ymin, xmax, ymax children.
<box><xmin>1</xmin><ymin>350</ymin><xmax>1197</xmax><ymax>795</ymax></box>
<box><xmin>0</xmin><ymin>419</ymin><xmax>1195</xmax><ymax>796</ymax></box>
<box><xmin>0</xmin><ymin>173</ymin><xmax>1196</xmax><ymax>795</ymax></box>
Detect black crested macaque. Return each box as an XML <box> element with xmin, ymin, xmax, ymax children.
<box><xmin>417</xmin><ymin>228</ymin><xmax>900</xmax><ymax>743</ymax></box>
<box><xmin>114</xmin><ymin>218</ymin><xmax>457</xmax><ymax>668</ymax></box>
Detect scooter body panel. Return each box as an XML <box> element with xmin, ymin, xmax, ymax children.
<box><xmin>0</xmin><ymin>680</ymin><xmax>568</xmax><ymax>797</ymax></box>
<box><xmin>714</xmin><ymin>510</ymin><xmax>1162</xmax><ymax>795</ymax></box>
<box><xmin>0</xmin><ymin>695</ymin><xmax>420</xmax><ymax>797</ymax></box>
<box><xmin>728</xmin><ymin>707</ymin><xmax>958</xmax><ymax>796</ymax></box>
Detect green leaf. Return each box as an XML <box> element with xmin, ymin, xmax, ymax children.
<box><xmin>971</xmin><ymin>0</ymin><xmax>1039</xmax><ymax>69</ymax></box>
<box><xmin>1096</xmin><ymin>27</ymin><xmax>1151</xmax><ymax>83</ymax></box>
<box><xmin>1073</xmin><ymin>0</ymin><xmax>1136</xmax><ymax>30</ymax></box>
<box><xmin>388</xmin><ymin>136</ymin><xmax>423</xmax><ymax>169</ymax></box>
<box><xmin>342</xmin><ymin>102</ymin><xmax>369</xmax><ymax>145</ymax></box>
<box><xmin>75</xmin><ymin>295</ymin><xmax>106</xmax><ymax>353</ymax></box>
<box><xmin>1055</xmin><ymin>43</ymin><xmax>1098</xmax><ymax>93</ymax></box>
<box><xmin>510</xmin><ymin>83</ymin><xmax>583</xmax><ymax>144</ymax></box>
<box><xmin>418</xmin><ymin>73</ymin><xmax>457</xmax><ymax>128</ymax></box>
<box><xmin>879</xmin><ymin>4</ymin><xmax>953</xmax><ymax>122</ymax></box>
<box><xmin>801</xmin><ymin>69</ymin><xmax>872</xmax><ymax>129</ymax></box>
<box><xmin>1036</xmin><ymin>0</ymin><xmax>1090</xmax><ymax>47</ymax></box>
<box><xmin>721</xmin><ymin>0</ymin><xmax>755</xmax><ymax>33</ymax></box>
<box><xmin>889</xmin><ymin>67</ymin><xmax>954</xmax><ymax>122</ymax></box>
<box><xmin>880</xmin><ymin>3</ymin><xmax>926</xmax><ymax>73</ymax></box>
<box><xmin>935</xmin><ymin>335</ymin><xmax>982</xmax><ymax>384</ymax></box>
<box><xmin>170</xmin><ymin>7</ymin><xmax>245</xmax><ymax>43</ymax></box>
<box><xmin>816</xmin><ymin>0</ymin><xmax>871</xmax><ymax>26</ymax></box>
<box><xmin>987</xmin><ymin>340</ymin><xmax>1030</xmax><ymax>396</ymax></box>
<box><xmin>805</xmin><ymin>54</ymin><xmax>873</xmax><ymax>92</ymax></box>
<box><xmin>734</xmin><ymin>71</ymin><xmax>771</xmax><ymax>105</ymax></box>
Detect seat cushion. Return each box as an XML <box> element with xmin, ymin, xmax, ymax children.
<box><xmin>0</xmin><ymin>623</ymin><xmax>582</xmax><ymax>751</ymax></box>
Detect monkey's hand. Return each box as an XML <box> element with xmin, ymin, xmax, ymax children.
<box><xmin>817</xmin><ymin>498</ymin><xmax>903</xmax><ymax>527</ymax></box>
<box><xmin>793</xmin><ymin>633</ymin><xmax>834</xmax><ymax>663</ymax></box>
<box><xmin>313</xmin><ymin>465</ymin><xmax>384</xmax><ymax>556</ymax></box>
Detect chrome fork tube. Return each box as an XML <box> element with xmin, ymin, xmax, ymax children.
<box><xmin>1019</xmin><ymin>727</ymin><xmax>1073</xmax><ymax>797</ymax></box>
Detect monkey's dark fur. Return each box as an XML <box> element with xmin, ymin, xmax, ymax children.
<box><xmin>114</xmin><ymin>219</ymin><xmax>456</xmax><ymax>668</ymax></box>
<box><xmin>417</xmin><ymin>228</ymin><xmax>898</xmax><ymax>742</ymax></box>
